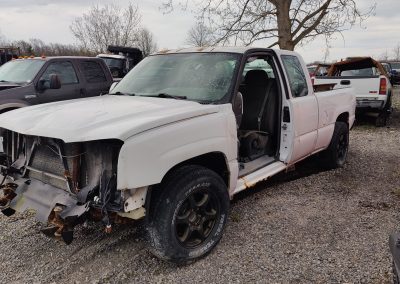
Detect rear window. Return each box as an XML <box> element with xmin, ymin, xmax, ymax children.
<box><xmin>81</xmin><ymin>61</ymin><xmax>107</xmax><ymax>83</ymax></box>
<box><xmin>340</xmin><ymin>67</ymin><xmax>378</xmax><ymax>76</ymax></box>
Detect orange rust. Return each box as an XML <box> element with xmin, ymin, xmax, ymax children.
<box><xmin>105</xmin><ymin>225</ymin><xmax>112</xmax><ymax>234</ymax></box>
<box><xmin>0</xmin><ymin>184</ymin><xmax>17</xmax><ymax>207</ymax></box>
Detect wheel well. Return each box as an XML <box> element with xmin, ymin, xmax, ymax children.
<box><xmin>146</xmin><ymin>152</ymin><xmax>230</xmax><ymax>219</ymax></box>
<box><xmin>157</xmin><ymin>152</ymin><xmax>230</xmax><ymax>189</ymax></box>
<box><xmin>336</xmin><ymin>112</ymin><xmax>349</xmax><ymax>125</ymax></box>
<box><xmin>0</xmin><ymin>107</ymin><xmax>18</xmax><ymax>114</ymax></box>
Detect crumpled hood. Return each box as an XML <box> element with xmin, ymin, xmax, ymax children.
<box><xmin>0</xmin><ymin>95</ymin><xmax>220</xmax><ymax>142</ymax></box>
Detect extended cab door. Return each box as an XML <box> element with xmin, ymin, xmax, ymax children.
<box><xmin>279</xmin><ymin>54</ymin><xmax>319</xmax><ymax>164</ymax></box>
<box><xmin>78</xmin><ymin>60</ymin><xmax>112</xmax><ymax>97</ymax></box>
<box><xmin>36</xmin><ymin>60</ymin><xmax>81</xmax><ymax>103</ymax></box>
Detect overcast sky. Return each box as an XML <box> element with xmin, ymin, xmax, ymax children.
<box><xmin>0</xmin><ymin>0</ymin><xmax>398</xmax><ymax>63</ymax></box>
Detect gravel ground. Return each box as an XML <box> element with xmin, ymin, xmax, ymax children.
<box><xmin>1</xmin><ymin>89</ymin><xmax>400</xmax><ymax>283</ymax></box>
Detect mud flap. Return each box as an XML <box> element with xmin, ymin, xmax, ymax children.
<box><xmin>1</xmin><ymin>207</ymin><xmax>15</xmax><ymax>217</ymax></box>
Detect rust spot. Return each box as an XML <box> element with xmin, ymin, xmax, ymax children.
<box><xmin>0</xmin><ymin>183</ymin><xmax>17</xmax><ymax>208</ymax></box>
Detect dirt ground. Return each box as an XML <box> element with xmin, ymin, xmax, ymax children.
<box><xmin>1</xmin><ymin>89</ymin><xmax>400</xmax><ymax>283</ymax></box>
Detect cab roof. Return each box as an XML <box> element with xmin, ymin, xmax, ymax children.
<box><xmin>154</xmin><ymin>46</ymin><xmax>284</xmax><ymax>55</ymax></box>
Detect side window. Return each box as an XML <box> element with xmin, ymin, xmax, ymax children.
<box><xmin>80</xmin><ymin>61</ymin><xmax>107</xmax><ymax>83</ymax></box>
<box><xmin>281</xmin><ymin>55</ymin><xmax>308</xmax><ymax>97</ymax></box>
<box><xmin>40</xmin><ymin>61</ymin><xmax>78</xmax><ymax>85</ymax></box>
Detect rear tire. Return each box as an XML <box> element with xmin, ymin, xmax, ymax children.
<box><xmin>145</xmin><ymin>165</ymin><xmax>230</xmax><ymax>264</ymax></box>
<box><xmin>321</xmin><ymin>121</ymin><xmax>349</xmax><ymax>169</ymax></box>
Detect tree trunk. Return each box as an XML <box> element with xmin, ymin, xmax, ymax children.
<box><xmin>274</xmin><ymin>0</ymin><xmax>294</xmax><ymax>51</ymax></box>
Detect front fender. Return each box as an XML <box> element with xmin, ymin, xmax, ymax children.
<box><xmin>117</xmin><ymin>105</ymin><xmax>238</xmax><ymax>190</ymax></box>
<box><xmin>0</xmin><ymin>100</ymin><xmax>30</xmax><ymax>112</ymax></box>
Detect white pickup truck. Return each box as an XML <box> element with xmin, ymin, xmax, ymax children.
<box><xmin>0</xmin><ymin>47</ymin><xmax>355</xmax><ymax>263</ymax></box>
<box><xmin>314</xmin><ymin>57</ymin><xmax>392</xmax><ymax>126</ymax></box>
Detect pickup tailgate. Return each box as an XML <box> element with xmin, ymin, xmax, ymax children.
<box><xmin>314</xmin><ymin>76</ymin><xmax>388</xmax><ymax>110</ymax></box>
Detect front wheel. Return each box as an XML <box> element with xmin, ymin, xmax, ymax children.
<box><xmin>146</xmin><ymin>165</ymin><xmax>230</xmax><ymax>264</ymax></box>
<box><xmin>321</xmin><ymin>121</ymin><xmax>349</xmax><ymax>169</ymax></box>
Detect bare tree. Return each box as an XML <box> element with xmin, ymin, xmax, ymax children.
<box><xmin>379</xmin><ymin>50</ymin><xmax>389</xmax><ymax>61</ymax></box>
<box><xmin>0</xmin><ymin>30</ymin><xmax>7</xmax><ymax>46</ymax></box>
<box><xmin>11</xmin><ymin>39</ymin><xmax>95</xmax><ymax>56</ymax></box>
<box><xmin>186</xmin><ymin>22</ymin><xmax>214</xmax><ymax>47</ymax></box>
<box><xmin>136</xmin><ymin>28</ymin><xmax>158</xmax><ymax>57</ymax></box>
<box><xmin>70</xmin><ymin>3</ymin><xmax>142</xmax><ymax>53</ymax></box>
<box><xmin>393</xmin><ymin>43</ymin><xmax>400</xmax><ymax>61</ymax></box>
<box><xmin>163</xmin><ymin>0</ymin><xmax>376</xmax><ymax>50</ymax></box>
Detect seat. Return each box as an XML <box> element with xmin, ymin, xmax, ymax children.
<box><xmin>239</xmin><ymin>69</ymin><xmax>279</xmax><ymax>160</ymax></box>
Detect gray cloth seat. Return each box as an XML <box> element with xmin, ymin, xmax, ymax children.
<box><xmin>239</xmin><ymin>69</ymin><xmax>279</xmax><ymax>159</ymax></box>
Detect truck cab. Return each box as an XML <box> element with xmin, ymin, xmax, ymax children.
<box><xmin>0</xmin><ymin>56</ymin><xmax>113</xmax><ymax>113</ymax></box>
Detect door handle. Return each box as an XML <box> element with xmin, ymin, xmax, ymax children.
<box><xmin>283</xmin><ymin>106</ymin><xmax>290</xmax><ymax>122</ymax></box>
<box><xmin>340</xmin><ymin>80</ymin><xmax>351</xmax><ymax>85</ymax></box>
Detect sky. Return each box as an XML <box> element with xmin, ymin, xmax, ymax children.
<box><xmin>0</xmin><ymin>0</ymin><xmax>399</xmax><ymax>63</ymax></box>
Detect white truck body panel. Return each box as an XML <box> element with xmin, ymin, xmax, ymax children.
<box><xmin>0</xmin><ymin>95</ymin><xmax>220</xmax><ymax>142</ymax></box>
<box><xmin>117</xmin><ymin>104</ymin><xmax>239</xmax><ymax>195</ymax></box>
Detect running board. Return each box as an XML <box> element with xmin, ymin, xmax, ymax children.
<box><xmin>233</xmin><ymin>161</ymin><xmax>286</xmax><ymax>195</ymax></box>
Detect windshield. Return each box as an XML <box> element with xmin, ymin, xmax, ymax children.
<box><xmin>101</xmin><ymin>57</ymin><xmax>124</xmax><ymax>68</ymax></box>
<box><xmin>111</xmin><ymin>52</ymin><xmax>240</xmax><ymax>102</ymax></box>
<box><xmin>0</xmin><ymin>59</ymin><xmax>45</xmax><ymax>83</ymax></box>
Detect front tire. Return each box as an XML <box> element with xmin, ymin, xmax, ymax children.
<box><xmin>146</xmin><ymin>165</ymin><xmax>230</xmax><ymax>264</ymax></box>
<box><xmin>321</xmin><ymin>121</ymin><xmax>349</xmax><ymax>169</ymax></box>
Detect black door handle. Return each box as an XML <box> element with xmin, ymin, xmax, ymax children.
<box><xmin>340</xmin><ymin>80</ymin><xmax>351</xmax><ymax>85</ymax></box>
<box><xmin>283</xmin><ymin>106</ymin><xmax>290</xmax><ymax>123</ymax></box>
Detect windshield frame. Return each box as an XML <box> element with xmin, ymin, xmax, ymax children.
<box><xmin>0</xmin><ymin>59</ymin><xmax>46</xmax><ymax>84</ymax></box>
<box><xmin>110</xmin><ymin>52</ymin><xmax>243</xmax><ymax>104</ymax></box>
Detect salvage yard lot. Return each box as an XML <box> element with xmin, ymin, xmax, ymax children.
<box><xmin>1</xmin><ymin>89</ymin><xmax>400</xmax><ymax>283</ymax></box>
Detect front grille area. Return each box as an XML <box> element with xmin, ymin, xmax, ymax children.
<box><xmin>28</xmin><ymin>141</ymin><xmax>83</xmax><ymax>191</ymax></box>
<box><xmin>1</xmin><ymin>128</ymin><xmax>124</xmax><ymax>210</ymax></box>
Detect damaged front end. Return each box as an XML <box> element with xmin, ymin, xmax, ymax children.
<box><xmin>0</xmin><ymin>129</ymin><xmax>142</xmax><ymax>244</ymax></box>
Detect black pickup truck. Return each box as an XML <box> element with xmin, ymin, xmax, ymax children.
<box><xmin>0</xmin><ymin>56</ymin><xmax>113</xmax><ymax>113</ymax></box>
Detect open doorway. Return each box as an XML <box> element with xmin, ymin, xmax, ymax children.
<box><xmin>236</xmin><ymin>54</ymin><xmax>282</xmax><ymax>176</ymax></box>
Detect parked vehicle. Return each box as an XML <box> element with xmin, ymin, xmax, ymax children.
<box><xmin>97</xmin><ymin>45</ymin><xmax>143</xmax><ymax>78</ymax></box>
<box><xmin>314</xmin><ymin>57</ymin><xmax>392</xmax><ymax>126</ymax></box>
<box><xmin>381</xmin><ymin>61</ymin><xmax>400</xmax><ymax>85</ymax></box>
<box><xmin>0</xmin><ymin>47</ymin><xmax>20</xmax><ymax>66</ymax></box>
<box><xmin>0</xmin><ymin>47</ymin><xmax>355</xmax><ymax>263</ymax></box>
<box><xmin>307</xmin><ymin>63</ymin><xmax>331</xmax><ymax>77</ymax></box>
<box><xmin>0</xmin><ymin>56</ymin><xmax>113</xmax><ymax>113</ymax></box>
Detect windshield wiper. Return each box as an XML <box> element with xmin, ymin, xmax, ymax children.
<box><xmin>109</xmin><ymin>91</ymin><xmax>135</xmax><ymax>96</ymax></box>
<box><xmin>0</xmin><ymin>80</ymin><xmax>10</xmax><ymax>83</ymax></box>
<box><xmin>152</xmin><ymin>93</ymin><xmax>187</xmax><ymax>100</ymax></box>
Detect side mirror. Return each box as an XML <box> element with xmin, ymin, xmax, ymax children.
<box><xmin>232</xmin><ymin>92</ymin><xmax>243</xmax><ymax>128</ymax></box>
<box><xmin>49</xmin><ymin>74</ymin><xmax>61</xmax><ymax>89</ymax></box>
<box><xmin>37</xmin><ymin>74</ymin><xmax>61</xmax><ymax>91</ymax></box>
